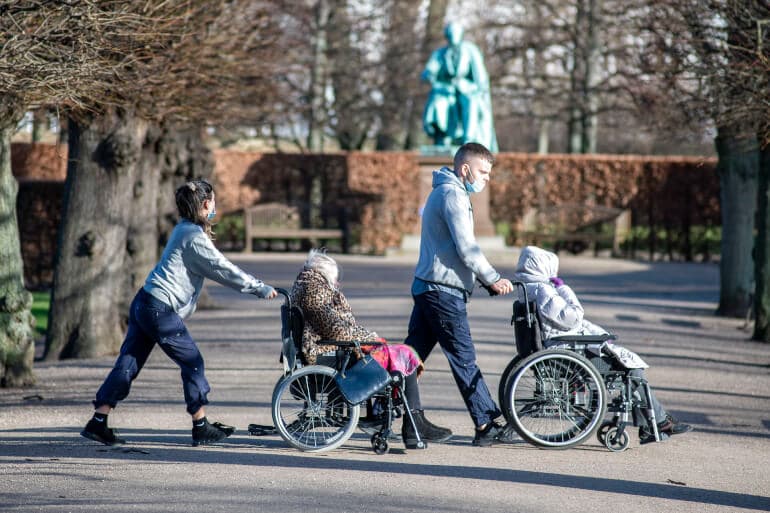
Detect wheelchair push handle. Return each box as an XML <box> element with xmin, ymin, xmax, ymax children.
<box><xmin>477</xmin><ymin>278</ymin><xmax>528</xmax><ymax>299</ymax></box>
<box><xmin>266</xmin><ymin>287</ymin><xmax>291</xmax><ymax>308</ymax></box>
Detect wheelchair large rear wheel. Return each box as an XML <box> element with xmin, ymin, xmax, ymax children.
<box><xmin>272</xmin><ymin>365</ymin><xmax>360</xmax><ymax>452</ymax></box>
<box><xmin>502</xmin><ymin>349</ymin><xmax>607</xmax><ymax>449</ymax></box>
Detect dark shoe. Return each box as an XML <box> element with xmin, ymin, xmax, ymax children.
<box><xmin>211</xmin><ymin>421</ymin><xmax>236</xmax><ymax>437</ymax></box>
<box><xmin>639</xmin><ymin>416</ymin><xmax>691</xmax><ymax>445</ymax></box>
<box><xmin>81</xmin><ymin>418</ymin><xmax>125</xmax><ymax>446</ymax></box>
<box><xmin>359</xmin><ymin>414</ymin><xmax>387</xmax><ymax>436</ymax></box>
<box><xmin>192</xmin><ymin>420</ymin><xmax>231</xmax><ymax>447</ymax></box>
<box><xmin>639</xmin><ymin>429</ymin><xmax>670</xmax><ymax>445</ymax></box>
<box><xmin>496</xmin><ymin>423</ymin><xmax>519</xmax><ymax>443</ymax></box>
<box><xmin>472</xmin><ymin>421</ymin><xmax>505</xmax><ymax>447</ymax></box>
<box><xmin>658</xmin><ymin>415</ymin><xmax>693</xmax><ymax>437</ymax></box>
<box><xmin>402</xmin><ymin>410</ymin><xmax>453</xmax><ymax>447</ymax></box>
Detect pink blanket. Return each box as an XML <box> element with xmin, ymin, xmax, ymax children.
<box><xmin>368</xmin><ymin>343</ymin><xmax>423</xmax><ymax>378</ymax></box>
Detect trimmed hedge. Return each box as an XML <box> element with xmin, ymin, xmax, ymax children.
<box><xmin>15</xmin><ymin>144</ymin><xmax>721</xmax><ymax>289</ymax></box>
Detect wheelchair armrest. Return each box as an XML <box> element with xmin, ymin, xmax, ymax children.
<box><xmin>317</xmin><ymin>340</ymin><xmax>385</xmax><ymax>349</ymax></box>
<box><xmin>548</xmin><ymin>333</ymin><xmax>617</xmax><ymax>343</ymax></box>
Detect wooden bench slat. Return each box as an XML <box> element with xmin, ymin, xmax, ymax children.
<box><xmin>243</xmin><ymin>202</ymin><xmax>348</xmax><ymax>252</ymax></box>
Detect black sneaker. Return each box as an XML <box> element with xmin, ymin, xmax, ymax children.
<box><xmin>211</xmin><ymin>421</ymin><xmax>236</xmax><ymax>437</ymax></box>
<box><xmin>81</xmin><ymin>418</ymin><xmax>125</xmax><ymax>446</ymax></box>
<box><xmin>192</xmin><ymin>420</ymin><xmax>232</xmax><ymax>447</ymax></box>
<box><xmin>472</xmin><ymin>421</ymin><xmax>505</xmax><ymax>447</ymax></box>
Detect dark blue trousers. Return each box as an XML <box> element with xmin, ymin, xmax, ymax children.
<box><xmin>94</xmin><ymin>289</ymin><xmax>210</xmax><ymax>415</ymax></box>
<box><xmin>405</xmin><ymin>290</ymin><xmax>501</xmax><ymax>427</ymax></box>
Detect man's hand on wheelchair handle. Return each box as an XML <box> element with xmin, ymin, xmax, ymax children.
<box><xmin>489</xmin><ymin>278</ymin><xmax>514</xmax><ymax>296</ymax></box>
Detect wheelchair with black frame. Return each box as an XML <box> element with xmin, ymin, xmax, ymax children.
<box><xmin>496</xmin><ymin>282</ymin><xmax>662</xmax><ymax>452</ymax></box>
<box><xmin>259</xmin><ymin>288</ymin><xmax>425</xmax><ymax>454</ymax></box>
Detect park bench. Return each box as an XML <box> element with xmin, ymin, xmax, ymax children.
<box><xmin>517</xmin><ymin>203</ymin><xmax>631</xmax><ymax>255</ymax></box>
<box><xmin>243</xmin><ymin>202</ymin><xmax>349</xmax><ymax>253</ymax></box>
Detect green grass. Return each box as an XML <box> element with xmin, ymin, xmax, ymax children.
<box><xmin>31</xmin><ymin>291</ymin><xmax>50</xmax><ymax>336</ymax></box>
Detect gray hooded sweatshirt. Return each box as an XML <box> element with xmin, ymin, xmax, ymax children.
<box><xmin>144</xmin><ymin>220</ymin><xmax>273</xmax><ymax>319</ymax></box>
<box><xmin>413</xmin><ymin>166</ymin><xmax>500</xmax><ymax>297</ymax></box>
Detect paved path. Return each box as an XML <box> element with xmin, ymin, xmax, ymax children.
<box><xmin>1</xmin><ymin>253</ymin><xmax>769</xmax><ymax>513</ymax></box>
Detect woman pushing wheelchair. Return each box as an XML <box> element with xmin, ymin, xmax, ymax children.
<box><xmin>512</xmin><ymin>245</ymin><xmax>692</xmax><ymax>445</ymax></box>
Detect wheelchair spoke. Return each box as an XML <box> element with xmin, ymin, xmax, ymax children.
<box><xmin>273</xmin><ymin>366</ymin><xmax>360</xmax><ymax>452</ymax></box>
<box><xmin>508</xmin><ymin>351</ymin><xmax>607</xmax><ymax>448</ymax></box>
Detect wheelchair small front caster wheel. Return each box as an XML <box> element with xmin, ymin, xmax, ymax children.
<box><xmin>371</xmin><ymin>434</ymin><xmax>388</xmax><ymax>455</ymax></box>
<box><xmin>596</xmin><ymin>421</ymin><xmax>614</xmax><ymax>445</ymax></box>
<box><xmin>413</xmin><ymin>440</ymin><xmax>427</xmax><ymax>449</ymax></box>
<box><xmin>604</xmin><ymin>427</ymin><xmax>629</xmax><ymax>452</ymax></box>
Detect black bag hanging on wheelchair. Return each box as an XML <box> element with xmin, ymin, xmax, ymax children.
<box><xmin>512</xmin><ymin>300</ymin><xmax>543</xmax><ymax>357</ymax></box>
<box><xmin>334</xmin><ymin>348</ymin><xmax>391</xmax><ymax>405</ymax></box>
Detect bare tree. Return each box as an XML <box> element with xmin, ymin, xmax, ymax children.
<box><xmin>404</xmin><ymin>0</ymin><xmax>449</xmax><ymax>150</ymax></box>
<box><xmin>0</xmin><ymin>1</ymin><xmax>188</xmax><ymax>384</ymax></box>
<box><xmin>39</xmin><ymin>1</ymin><xmax>286</xmax><ymax>361</ymax></box>
<box><xmin>643</xmin><ymin>1</ymin><xmax>769</xmax><ymax>320</ymax></box>
<box><xmin>376</xmin><ymin>0</ymin><xmax>424</xmax><ymax>150</ymax></box>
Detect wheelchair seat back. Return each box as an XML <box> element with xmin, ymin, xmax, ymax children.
<box><xmin>280</xmin><ymin>303</ymin><xmax>304</xmax><ymax>372</ymax></box>
<box><xmin>512</xmin><ymin>300</ymin><xmax>544</xmax><ymax>357</ymax></box>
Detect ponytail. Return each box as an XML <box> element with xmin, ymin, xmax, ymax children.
<box><xmin>175</xmin><ymin>180</ymin><xmax>214</xmax><ymax>239</ymax></box>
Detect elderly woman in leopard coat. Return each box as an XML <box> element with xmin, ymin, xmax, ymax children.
<box><xmin>290</xmin><ymin>249</ymin><xmax>452</xmax><ymax>448</ymax></box>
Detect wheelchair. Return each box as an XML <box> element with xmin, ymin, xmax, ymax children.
<box><xmin>496</xmin><ymin>282</ymin><xmax>662</xmax><ymax>452</ymax></box>
<box><xmin>263</xmin><ymin>288</ymin><xmax>425</xmax><ymax>454</ymax></box>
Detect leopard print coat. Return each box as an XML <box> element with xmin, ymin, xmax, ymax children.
<box><xmin>290</xmin><ymin>268</ymin><xmax>379</xmax><ymax>364</ymax></box>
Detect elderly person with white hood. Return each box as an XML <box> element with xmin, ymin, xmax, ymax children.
<box><xmin>513</xmin><ymin>245</ymin><xmax>692</xmax><ymax>444</ymax></box>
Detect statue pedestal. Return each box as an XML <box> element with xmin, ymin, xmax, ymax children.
<box><xmin>398</xmin><ymin>155</ymin><xmax>507</xmax><ymax>254</ymax></box>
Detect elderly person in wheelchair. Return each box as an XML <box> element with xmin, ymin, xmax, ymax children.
<box><xmin>513</xmin><ymin>245</ymin><xmax>692</xmax><ymax>445</ymax></box>
<box><xmin>290</xmin><ymin>249</ymin><xmax>452</xmax><ymax>449</ymax></box>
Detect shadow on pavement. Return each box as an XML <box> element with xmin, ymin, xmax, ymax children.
<box><xmin>1</xmin><ymin>435</ymin><xmax>768</xmax><ymax>511</ymax></box>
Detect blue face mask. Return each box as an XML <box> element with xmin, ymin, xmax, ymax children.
<box><xmin>464</xmin><ymin>170</ymin><xmax>485</xmax><ymax>193</ymax></box>
<box><xmin>207</xmin><ymin>208</ymin><xmax>216</xmax><ymax>221</ymax></box>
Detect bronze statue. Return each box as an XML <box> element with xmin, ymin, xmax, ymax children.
<box><xmin>422</xmin><ymin>22</ymin><xmax>497</xmax><ymax>152</ymax></box>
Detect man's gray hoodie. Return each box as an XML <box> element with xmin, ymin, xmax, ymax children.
<box><xmin>414</xmin><ymin>166</ymin><xmax>500</xmax><ymax>295</ymax></box>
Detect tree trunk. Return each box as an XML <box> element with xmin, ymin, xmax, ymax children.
<box><xmin>376</xmin><ymin>0</ymin><xmax>422</xmax><ymax>150</ymax></box>
<box><xmin>0</xmin><ymin>111</ymin><xmax>36</xmax><ymax>387</ymax></box>
<box><xmin>753</xmin><ymin>142</ymin><xmax>770</xmax><ymax>341</ymax></box>
<box><xmin>567</xmin><ymin>0</ymin><xmax>585</xmax><ymax>154</ymax></box>
<box><xmin>154</xmin><ymin>125</ymin><xmax>215</xmax><ymax>309</ymax></box>
<box><xmin>121</xmin><ymin>123</ymin><xmax>213</xmax><ymax>314</ymax></box>
<box><xmin>45</xmin><ymin>110</ymin><xmax>149</xmax><ymax>360</ymax></box>
<box><xmin>581</xmin><ymin>0</ymin><xmax>600</xmax><ymax>154</ymax></box>
<box><xmin>31</xmin><ymin>108</ymin><xmax>46</xmax><ymax>143</ymax></box>
<box><xmin>328</xmin><ymin>0</ymin><xmax>370</xmax><ymax>151</ymax></box>
<box><xmin>307</xmin><ymin>0</ymin><xmax>330</xmax><ymax>152</ymax></box>
<box><xmin>119</xmin><ymin>123</ymin><xmax>163</xmax><ymax>316</ymax></box>
<box><xmin>715</xmin><ymin>127</ymin><xmax>758</xmax><ymax>317</ymax></box>
<box><xmin>533</xmin><ymin>3</ymin><xmax>549</xmax><ymax>155</ymax></box>
<box><xmin>155</xmin><ymin>125</ymin><xmax>214</xmax><ymax>247</ymax></box>
<box><xmin>404</xmin><ymin>0</ymin><xmax>448</xmax><ymax>150</ymax></box>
